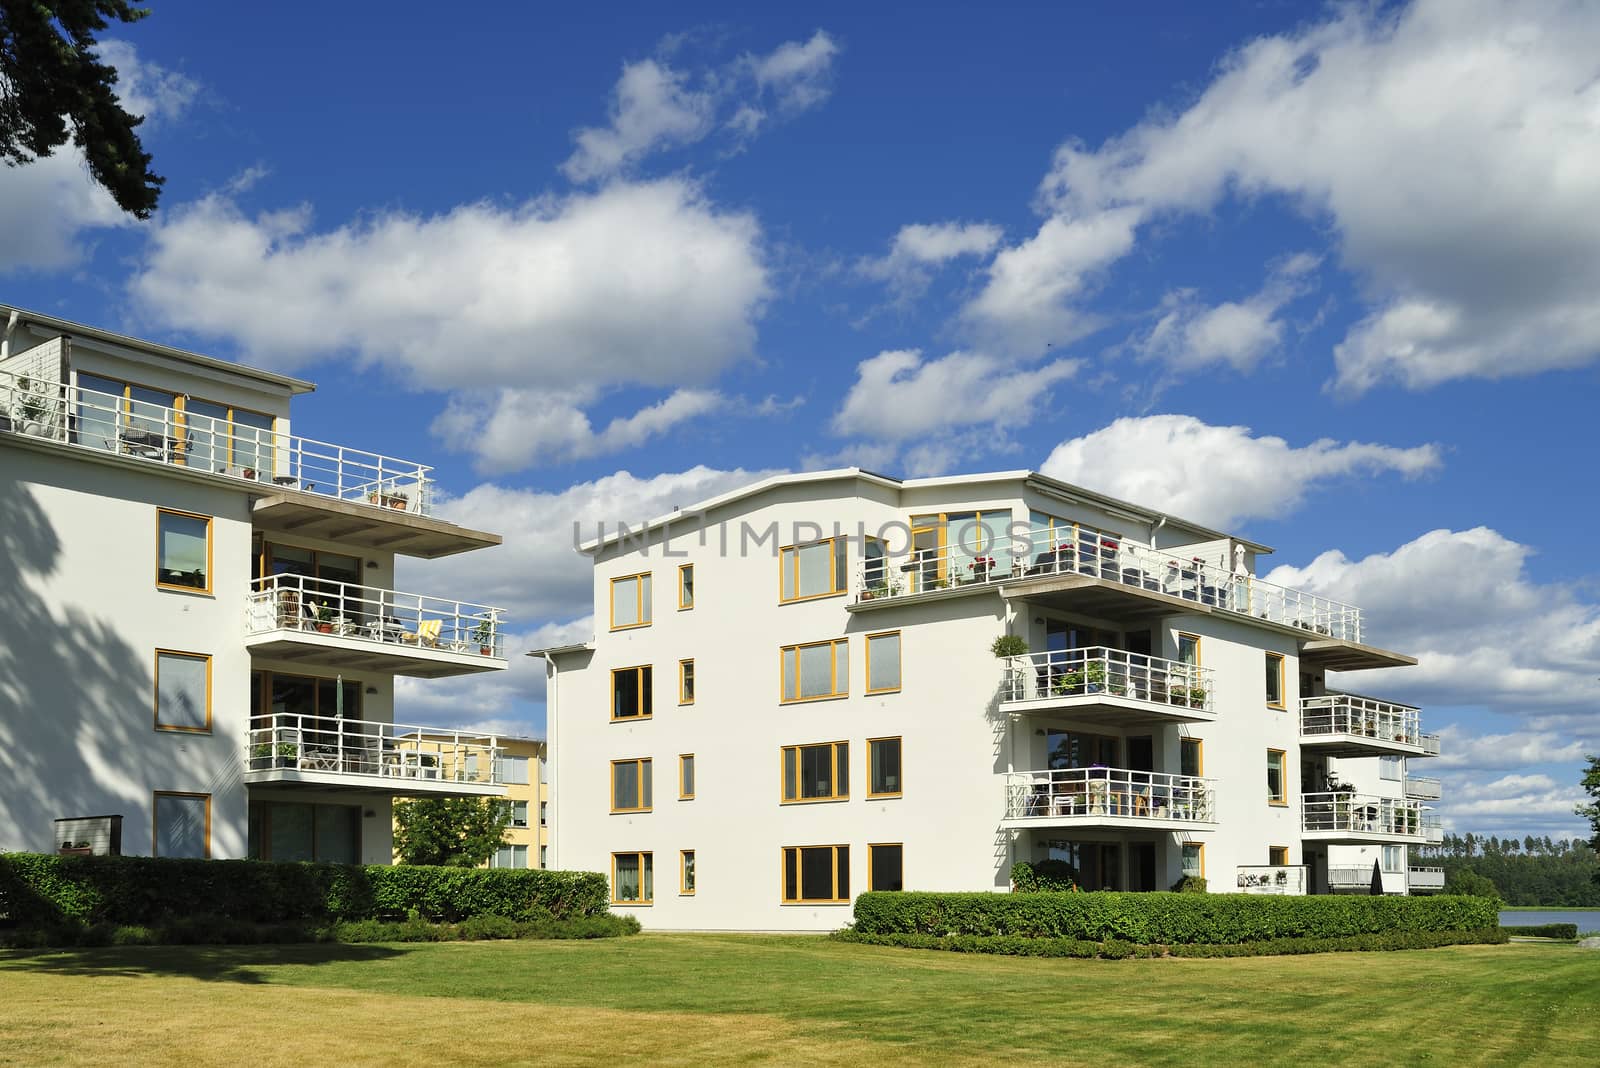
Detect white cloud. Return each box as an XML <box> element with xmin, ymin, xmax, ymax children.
<box><xmin>860</xmin><ymin>221</ymin><xmax>1003</xmax><ymax>302</ymax></box>
<box><xmin>1039</xmin><ymin>415</ymin><xmax>1441</xmax><ymax>529</ymax></box>
<box><xmin>833</xmin><ymin>348</ymin><xmax>1080</xmax><ymax>442</ymax></box>
<box><xmin>95</xmin><ymin>39</ymin><xmax>199</xmax><ymax>126</ymax></box>
<box><xmin>1136</xmin><ymin>253</ymin><xmax>1320</xmax><ymax>373</ymax></box>
<box><xmin>747</xmin><ymin>30</ymin><xmax>840</xmax><ymax>114</ymax></box>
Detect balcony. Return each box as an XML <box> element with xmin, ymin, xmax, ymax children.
<box><xmin>1301</xmin><ymin>792</ymin><xmax>1425</xmax><ymax>844</ymax></box>
<box><xmin>1404</xmin><ymin>776</ymin><xmax>1442</xmax><ymax>800</ymax></box>
<box><xmin>1299</xmin><ymin>695</ymin><xmax>1427</xmax><ymax>757</ymax></box>
<box><xmin>998</xmin><ymin>648</ymin><xmax>1217</xmax><ymax>725</ymax></box>
<box><xmin>1235</xmin><ymin>865</ymin><xmax>1309</xmax><ymax>895</ymax></box>
<box><xmin>0</xmin><ymin>367</ymin><xmax>497</xmax><ymax>557</ymax></box>
<box><xmin>1003</xmin><ymin>767</ymin><xmax>1217</xmax><ymax>831</ymax></box>
<box><xmin>1423</xmin><ymin>814</ymin><xmax>1444</xmax><ymax>844</ymax></box>
<box><xmin>245</xmin><ymin>714</ymin><xmax>509</xmax><ymax>797</ymax></box>
<box><xmin>1421</xmin><ymin>733</ymin><xmax>1442</xmax><ymax>756</ymax></box>
<box><xmin>1326</xmin><ymin>865</ymin><xmax>1406</xmax><ymax>893</ymax></box>
<box><xmin>244</xmin><ymin>574</ymin><xmax>507</xmax><ymax>678</ymax></box>
<box><xmin>1409</xmin><ymin>866</ymin><xmax>1446</xmax><ymax>891</ymax></box>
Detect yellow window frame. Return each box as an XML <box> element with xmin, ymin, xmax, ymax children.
<box><xmin>781</xmin><ymin>741</ymin><xmax>849</xmax><ymax>803</ymax></box>
<box><xmin>679</xmin><ymin>658</ymin><xmax>695</xmax><ymax>705</ymax></box>
<box><xmin>1182</xmin><ymin>842</ymin><xmax>1206</xmax><ymax>879</ymax></box>
<box><xmin>153</xmin><ymin>649</ymin><xmax>213</xmax><ymax>734</ymax></box>
<box><xmin>1269</xmin><ymin>845</ymin><xmax>1290</xmax><ymax>866</ymax></box>
<box><xmin>778</xmin><ymin>537</ymin><xmax>846</xmax><ymax>604</ymax></box>
<box><xmin>155</xmin><ymin>508</ymin><xmax>214</xmax><ymax>595</ymax></box>
<box><xmin>867</xmin><ymin>736</ymin><xmax>903</xmax><ymax>798</ymax></box>
<box><xmin>678</xmin><ymin>563</ymin><xmax>694</xmax><ymax>610</ymax></box>
<box><xmin>780</xmin><ymin>844</ymin><xmax>850</xmax><ymax>904</ymax></box>
<box><xmin>865</xmin><ymin>630</ymin><xmax>901</xmax><ymax>695</ymax></box>
<box><xmin>151</xmin><ymin>790</ymin><xmax>212</xmax><ymax>858</ymax></box>
<box><xmin>610</xmin><ymin>851</ymin><xmax>653</xmax><ymax>905</ymax></box>
<box><xmin>609</xmin><ymin>758</ymin><xmax>652</xmax><ymax>813</ymax></box>
<box><xmin>780</xmin><ymin>638</ymin><xmax>849</xmax><ymax>703</ymax></box>
<box><xmin>610</xmin><ymin>664</ymin><xmax>653</xmax><ymax>722</ymax></box>
<box><xmin>1267</xmin><ymin>748</ymin><xmax>1288</xmax><ymax>806</ymax></box>
<box><xmin>680</xmin><ymin>849</ymin><xmax>696</xmax><ymax>895</ymax></box>
<box><xmin>1265</xmin><ymin>651</ymin><xmax>1286</xmax><ymax>709</ymax></box>
<box><xmin>867</xmin><ymin>842</ymin><xmax>904</xmax><ymax>892</ymax></box>
<box><xmin>679</xmin><ymin>753</ymin><xmax>695</xmax><ymax>800</ymax></box>
<box><xmin>608</xmin><ymin>572</ymin><xmax>653</xmax><ymax>631</ymax></box>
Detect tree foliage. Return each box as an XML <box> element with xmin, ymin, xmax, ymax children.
<box><xmin>1443</xmin><ymin>869</ymin><xmax>1501</xmax><ymax>901</ymax></box>
<box><xmin>392</xmin><ymin>798</ymin><xmax>512</xmax><ymax>868</ymax></box>
<box><xmin>0</xmin><ymin>0</ymin><xmax>163</xmax><ymax>216</ymax></box>
<box><xmin>1411</xmin><ymin>832</ymin><xmax>1599</xmax><ymax>905</ymax></box>
<box><xmin>1579</xmin><ymin>754</ymin><xmax>1600</xmax><ymax>886</ymax></box>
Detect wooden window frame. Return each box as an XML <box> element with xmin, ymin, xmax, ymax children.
<box><xmin>610</xmin><ymin>851</ymin><xmax>653</xmax><ymax>905</ymax></box>
<box><xmin>678</xmin><ymin>563</ymin><xmax>694</xmax><ymax>610</ymax></box>
<box><xmin>679</xmin><ymin>753</ymin><xmax>695</xmax><ymax>800</ymax></box>
<box><xmin>864</xmin><ymin>630</ymin><xmax>902</xmax><ymax>695</ymax></box>
<box><xmin>678</xmin><ymin>658</ymin><xmax>695</xmax><ymax>705</ymax></box>
<box><xmin>608</xmin><ymin>572</ymin><xmax>653</xmax><ymax>631</ymax></box>
<box><xmin>781</xmin><ymin>741</ymin><xmax>850</xmax><ymax>804</ymax></box>
<box><xmin>778</xmin><ymin>537</ymin><xmax>847</xmax><ymax>604</ymax></box>
<box><xmin>1181</xmin><ymin>842</ymin><xmax>1206</xmax><ymax>879</ymax></box>
<box><xmin>680</xmin><ymin>849</ymin><xmax>696</xmax><ymax>896</ymax></box>
<box><xmin>780</xmin><ymin>638</ymin><xmax>849</xmax><ymax>704</ymax></box>
<box><xmin>1265</xmin><ymin>652</ymin><xmax>1286</xmax><ymax>709</ymax></box>
<box><xmin>867</xmin><ymin>736</ymin><xmax>903</xmax><ymax>799</ymax></box>
<box><xmin>1177</xmin><ymin>632</ymin><xmax>1202</xmax><ymax>666</ymax></box>
<box><xmin>181</xmin><ymin>394</ymin><xmax>277</xmax><ymax>471</ymax></box>
<box><xmin>609</xmin><ymin>758</ymin><xmax>653</xmax><ymax>814</ymax></box>
<box><xmin>780</xmin><ymin>844</ymin><xmax>850</xmax><ymax>904</ymax></box>
<box><xmin>153</xmin><ymin>649</ymin><xmax>213</xmax><ymax>734</ymax></box>
<box><xmin>610</xmin><ymin>664</ymin><xmax>653</xmax><ymax>722</ymax></box>
<box><xmin>1269</xmin><ymin>845</ymin><xmax>1290</xmax><ymax>866</ymax></box>
<box><xmin>155</xmin><ymin>508</ymin><xmax>214</xmax><ymax>595</ymax></box>
<box><xmin>1180</xmin><ymin>737</ymin><xmax>1204</xmax><ymax>777</ymax></box>
<box><xmin>151</xmin><ymin>791</ymin><xmax>211</xmax><ymax>858</ymax></box>
<box><xmin>1267</xmin><ymin>748</ymin><xmax>1288</xmax><ymax>806</ymax></box>
<box><xmin>867</xmin><ymin>842</ymin><xmax>904</xmax><ymax>892</ymax></box>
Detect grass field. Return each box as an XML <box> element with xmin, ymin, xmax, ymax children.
<box><xmin>1</xmin><ymin>935</ymin><xmax>1597</xmax><ymax>1066</ymax></box>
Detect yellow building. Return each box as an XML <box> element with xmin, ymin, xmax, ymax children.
<box><xmin>394</xmin><ymin>734</ymin><xmax>549</xmax><ymax>868</ymax></box>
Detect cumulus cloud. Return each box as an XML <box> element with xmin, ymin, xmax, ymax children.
<box><xmin>1136</xmin><ymin>253</ymin><xmax>1320</xmax><ymax>373</ymax></box>
<box><xmin>747</xmin><ymin>30</ymin><xmax>839</xmax><ymax>113</ymax></box>
<box><xmin>1039</xmin><ymin>415</ymin><xmax>1441</xmax><ymax>529</ymax></box>
<box><xmin>859</xmin><ymin>221</ymin><xmax>1004</xmax><ymax>302</ymax></box>
<box><xmin>94</xmin><ymin>39</ymin><xmax>199</xmax><ymax>126</ymax></box>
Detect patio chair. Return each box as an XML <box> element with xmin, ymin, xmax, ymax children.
<box><xmin>401</xmin><ymin>618</ymin><xmax>442</xmax><ymax>647</ymax></box>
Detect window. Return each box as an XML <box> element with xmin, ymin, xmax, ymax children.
<box><xmin>678</xmin><ymin>564</ymin><xmax>694</xmax><ymax>610</ymax></box>
<box><xmin>1379</xmin><ymin>755</ymin><xmax>1403</xmax><ymax>781</ymax></box>
<box><xmin>612</xmin><ymin>665</ymin><xmax>653</xmax><ymax>720</ymax></box>
<box><xmin>611</xmin><ymin>758</ymin><xmax>653</xmax><ymax>813</ymax></box>
<box><xmin>679</xmin><ymin>659</ymin><xmax>695</xmax><ymax>705</ymax></box>
<box><xmin>612</xmin><ymin>851</ymin><xmax>653</xmax><ymax>904</ymax></box>
<box><xmin>154</xmin><ymin>650</ymin><xmax>211</xmax><ymax>733</ymax></box>
<box><xmin>1180</xmin><ymin>738</ymin><xmax>1203</xmax><ymax>778</ymax></box>
<box><xmin>152</xmin><ymin>792</ymin><xmax>210</xmax><ymax>858</ymax></box>
<box><xmin>863</xmin><ymin>536</ymin><xmax>887</xmax><ymax>591</ymax></box>
<box><xmin>1265</xmin><ymin>652</ymin><xmax>1285</xmax><ymax>708</ymax></box>
<box><xmin>679</xmin><ymin>754</ymin><xmax>695</xmax><ymax>799</ymax></box>
<box><xmin>183</xmin><ymin>396</ymin><xmax>275</xmax><ymax>473</ymax></box>
<box><xmin>539</xmin><ymin>801</ymin><xmax>548</xmax><ymax>827</ymax></box>
<box><xmin>779</xmin><ymin>538</ymin><xmax>846</xmax><ymax>603</ymax></box>
<box><xmin>1381</xmin><ymin>845</ymin><xmax>1403</xmax><ymax>873</ymax></box>
<box><xmin>510</xmin><ymin>801</ymin><xmax>529</xmax><ymax>827</ymax></box>
<box><xmin>782</xmin><ymin>742</ymin><xmax>849</xmax><ymax>803</ymax></box>
<box><xmin>610</xmin><ymin>572</ymin><xmax>653</xmax><ymax>630</ymax></box>
<box><xmin>156</xmin><ymin>510</ymin><xmax>211</xmax><ymax>593</ymax></box>
<box><xmin>246</xmin><ymin>801</ymin><xmax>357</xmax><ymax>863</ymax></box>
<box><xmin>865</xmin><ymin>631</ymin><xmax>901</xmax><ymax>694</ymax></box>
<box><xmin>680</xmin><ymin>850</ymin><xmax>696</xmax><ymax>895</ymax></box>
<box><xmin>495</xmin><ymin>755</ymin><xmax>530</xmax><ymax>784</ymax></box>
<box><xmin>1269</xmin><ymin>845</ymin><xmax>1290</xmax><ymax>866</ymax></box>
<box><xmin>781</xmin><ymin>639</ymin><xmax>849</xmax><ymax>702</ymax></box>
<box><xmin>1267</xmin><ymin>749</ymin><xmax>1287</xmax><ymax>805</ymax></box>
<box><xmin>1181</xmin><ymin>843</ymin><xmax>1204</xmax><ymax>878</ymax></box>
<box><xmin>1177</xmin><ymin>633</ymin><xmax>1201</xmax><ymax>666</ymax></box>
<box><xmin>492</xmin><ymin>844</ymin><xmax>529</xmax><ymax>869</ymax></box>
<box><xmin>868</xmin><ymin>737</ymin><xmax>902</xmax><ymax>798</ymax></box>
<box><xmin>782</xmin><ymin>845</ymin><xmax>849</xmax><ymax>903</ymax></box>
<box><xmin>868</xmin><ymin>843</ymin><xmax>903</xmax><ymax>891</ymax></box>
<box><xmin>539</xmin><ymin>845</ymin><xmax>548</xmax><ymax>868</ymax></box>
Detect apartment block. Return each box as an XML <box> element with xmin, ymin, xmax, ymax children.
<box><xmin>537</xmin><ymin>469</ymin><xmax>1440</xmax><ymax>931</ymax></box>
<box><xmin>0</xmin><ymin>304</ymin><xmax>513</xmax><ymax>863</ymax></box>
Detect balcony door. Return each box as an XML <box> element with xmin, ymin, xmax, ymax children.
<box><xmin>1046</xmin><ymin>728</ymin><xmax>1117</xmax><ymax>770</ymax></box>
<box><xmin>260</xmin><ymin>543</ymin><xmax>367</xmax><ymax>624</ymax></box>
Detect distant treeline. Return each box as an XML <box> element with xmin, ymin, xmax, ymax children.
<box><xmin>1411</xmin><ymin>836</ymin><xmax>1599</xmax><ymax>906</ymax></box>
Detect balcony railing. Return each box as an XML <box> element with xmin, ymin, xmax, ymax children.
<box><xmin>1005</xmin><ymin>767</ymin><xmax>1216</xmax><ymax>824</ymax></box>
<box><xmin>1408</xmin><ymin>866</ymin><xmax>1446</xmax><ymax>889</ymax></box>
<box><xmin>1301</xmin><ymin>695</ymin><xmax>1421</xmax><ymax>746</ymax></box>
<box><xmin>1235</xmin><ymin>865</ymin><xmax>1308</xmax><ymax>895</ymax></box>
<box><xmin>1422</xmin><ymin>814</ymin><xmax>1444</xmax><ymax>843</ymax></box>
<box><xmin>1</xmin><ymin>367</ymin><xmax>434</xmax><ymax>515</ymax></box>
<box><xmin>246</xmin><ymin>713</ymin><xmax>502</xmax><ymax>786</ymax></box>
<box><xmin>855</xmin><ymin>521</ymin><xmax>1362</xmax><ymax>642</ymax></box>
<box><xmin>1404</xmin><ymin>776</ymin><xmax>1442</xmax><ymax>800</ymax></box>
<box><xmin>1301</xmin><ymin>792</ymin><xmax>1424</xmax><ymax>837</ymax></box>
<box><xmin>246</xmin><ymin>573</ymin><xmax>504</xmax><ymax>657</ymax></box>
<box><xmin>1421</xmin><ymin>733</ymin><xmax>1442</xmax><ymax>756</ymax></box>
<box><xmin>999</xmin><ymin>647</ymin><xmax>1215</xmax><ymax>714</ymax></box>
<box><xmin>1327</xmin><ymin>864</ymin><xmax>1401</xmax><ymax>889</ymax></box>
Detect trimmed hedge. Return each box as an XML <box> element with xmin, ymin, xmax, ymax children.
<box><xmin>850</xmin><ymin>891</ymin><xmax>1500</xmax><ymax>944</ymax></box>
<box><xmin>1503</xmin><ymin>923</ymin><xmax>1579</xmax><ymax>939</ymax></box>
<box><xmin>834</xmin><ymin>927</ymin><xmax>1508</xmax><ymax>958</ymax></box>
<box><xmin>0</xmin><ymin>853</ymin><xmax>609</xmax><ymax>927</ymax></box>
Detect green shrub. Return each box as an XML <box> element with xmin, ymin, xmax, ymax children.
<box><xmin>833</xmin><ymin>927</ymin><xmax>1508</xmax><ymax>958</ymax></box>
<box><xmin>1010</xmin><ymin>860</ymin><xmax>1079</xmax><ymax>893</ymax></box>
<box><xmin>1503</xmin><ymin>923</ymin><xmax>1579</xmax><ymax>939</ymax></box>
<box><xmin>991</xmin><ymin>635</ymin><xmax>1029</xmax><ymax>658</ymax></box>
<box><xmin>1169</xmin><ymin>876</ymin><xmax>1208</xmax><ymax>893</ymax></box>
<box><xmin>851</xmin><ymin>891</ymin><xmax>1501</xmax><ymax>944</ymax></box>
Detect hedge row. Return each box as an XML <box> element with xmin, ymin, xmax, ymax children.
<box><xmin>834</xmin><ymin>927</ymin><xmax>1508</xmax><ymax>958</ymax></box>
<box><xmin>1503</xmin><ymin>923</ymin><xmax>1580</xmax><ymax>939</ymax></box>
<box><xmin>850</xmin><ymin>891</ymin><xmax>1501</xmax><ymax>944</ymax></box>
<box><xmin>0</xmin><ymin>853</ymin><xmax>609</xmax><ymax>927</ymax></box>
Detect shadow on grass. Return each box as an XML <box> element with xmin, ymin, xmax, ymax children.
<box><xmin>0</xmin><ymin>942</ymin><xmax>405</xmax><ymax>984</ymax></box>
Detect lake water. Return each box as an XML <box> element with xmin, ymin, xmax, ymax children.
<box><xmin>1500</xmin><ymin>910</ymin><xmax>1600</xmax><ymax>931</ymax></box>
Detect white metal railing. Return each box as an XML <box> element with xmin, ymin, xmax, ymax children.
<box><xmin>855</xmin><ymin>520</ymin><xmax>1362</xmax><ymax>642</ymax></box>
<box><xmin>1408</xmin><ymin>866</ymin><xmax>1446</xmax><ymax>889</ymax></box>
<box><xmin>1236</xmin><ymin>865</ymin><xmax>1308</xmax><ymax>894</ymax></box>
<box><xmin>1327</xmin><ymin>864</ymin><xmax>1398</xmax><ymax>889</ymax></box>
<box><xmin>1005</xmin><ymin>767</ymin><xmax>1216</xmax><ymax>823</ymax></box>
<box><xmin>999</xmin><ymin>647</ymin><xmax>1216</xmax><ymax>713</ymax></box>
<box><xmin>1300</xmin><ymin>695</ymin><xmax>1421</xmax><ymax>746</ymax></box>
<box><xmin>0</xmin><ymin>368</ymin><xmax>434</xmax><ymax>515</ymax></box>
<box><xmin>1422</xmin><ymin>814</ymin><xmax>1444</xmax><ymax>843</ymax></box>
<box><xmin>246</xmin><ymin>713</ymin><xmax>501</xmax><ymax>785</ymax></box>
<box><xmin>1404</xmin><ymin>776</ymin><xmax>1442</xmax><ymax>800</ymax></box>
<box><xmin>1421</xmin><ymin>733</ymin><xmax>1442</xmax><ymax>756</ymax></box>
<box><xmin>1301</xmin><ymin>792</ymin><xmax>1424</xmax><ymax>837</ymax></box>
<box><xmin>246</xmin><ymin>573</ymin><xmax>505</xmax><ymax>657</ymax></box>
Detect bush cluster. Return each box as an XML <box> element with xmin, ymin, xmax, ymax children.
<box><xmin>0</xmin><ymin>853</ymin><xmax>609</xmax><ymax>928</ymax></box>
<box><xmin>833</xmin><ymin>927</ymin><xmax>1508</xmax><ymax>958</ymax></box>
<box><xmin>851</xmin><ymin>891</ymin><xmax>1501</xmax><ymax>944</ymax></box>
<box><xmin>1502</xmin><ymin>923</ymin><xmax>1579</xmax><ymax>939</ymax></box>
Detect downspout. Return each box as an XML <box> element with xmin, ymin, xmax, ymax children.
<box><xmin>1</xmin><ymin>310</ymin><xmax>18</xmax><ymax>358</ymax></box>
<box><xmin>1150</xmin><ymin>514</ymin><xmax>1168</xmax><ymax>547</ymax></box>
<box><xmin>545</xmin><ymin>654</ymin><xmax>559</xmax><ymax>871</ymax></box>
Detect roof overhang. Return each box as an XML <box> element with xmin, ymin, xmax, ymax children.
<box><xmin>1299</xmin><ymin>639</ymin><xmax>1418</xmax><ymax>672</ymax></box>
<box><xmin>251</xmin><ymin>492</ymin><xmax>500</xmax><ymax>559</ymax></box>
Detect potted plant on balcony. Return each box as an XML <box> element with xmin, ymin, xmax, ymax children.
<box><xmin>1188</xmin><ymin>685</ymin><xmax>1208</xmax><ymax>708</ymax></box>
<box><xmin>968</xmin><ymin>555</ymin><xmax>995</xmax><ymax>582</ymax></box>
<box><xmin>250</xmin><ymin>741</ymin><xmax>300</xmax><ymax>769</ymax></box>
<box><xmin>990</xmin><ymin>634</ymin><xmax>1028</xmax><ymax>659</ymax></box>
<box><xmin>314</xmin><ymin>601</ymin><xmax>336</xmax><ymax>633</ymax></box>
<box><xmin>471</xmin><ymin>616</ymin><xmax>497</xmax><ymax>656</ymax></box>
<box><xmin>1054</xmin><ymin>669</ymin><xmax>1084</xmax><ymax>696</ymax></box>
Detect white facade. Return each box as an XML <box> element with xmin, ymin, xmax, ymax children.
<box><xmin>0</xmin><ymin>304</ymin><xmax>511</xmax><ymax>863</ymax></box>
<box><xmin>542</xmin><ymin>469</ymin><xmax>1439</xmax><ymax>931</ymax></box>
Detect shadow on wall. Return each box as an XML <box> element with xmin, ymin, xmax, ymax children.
<box><xmin>0</xmin><ymin>471</ymin><xmax>155</xmax><ymax>854</ymax></box>
<box><xmin>0</xmin><ymin>943</ymin><xmax>404</xmax><ymax>984</ymax></box>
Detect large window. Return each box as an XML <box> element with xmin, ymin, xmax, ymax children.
<box><xmin>612</xmin><ymin>665</ymin><xmax>653</xmax><ymax>720</ymax></box>
<box><xmin>183</xmin><ymin>396</ymin><xmax>274</xmax><ymax>473</ymax></box>
<box><xmin>495</xmin><ymin>755</ymin><xmax>530</xmax><ymax>784</ymax></box>
<box><xmin>153</xmin><ymin>792</ymin><xmax>210</xmax><ymax>858</ymax></box>
<box><xmin>157</xmin><ymin>510</ymin><xmax>211</xmax><ymax>592</ymax></box>
<box><xmin>1265</xmin><ymin>652</ymin><xmax>1285</xmax><ymax>708</ymax></box>
<box><xmin>678</xmin><ymin>564</ymin><xmax>694</xmax><ymax>610</ymax></box>
<box><xmin>611</xmin><ymin>758</ymin><xmax>653</xmax><ymax>813</ymax></box>
<box><xmin>492</xmin><ymin>845</ymin><xmax>529</xmax><ymax>869</ymax></box>
<box><xmin>612</xmin><ymin>851</ymin><xmax>653</xmax><ymax>904</ymax></box>
<box><xmin>866</xmin><ymin>631</ymin><xmax>901</xmax><ymax>694</ymax></box>
<box><xmin>247</xmin><ymin>801</ymin><xmax>359</xmax><ymax>863</ymax></box>
<box><xmin>782</xmin><ymin>845</ymin><xmax>850</xmax><ymax>903</ymax></box>
<box><xmin>1267</xmin><ymin>749</ymin><xmax>1287</xmax><ymax>805</ymax></box>
<box><xmin>868</xmin><ymin>843</ymin><xmax>904</xmax><ymax>891</ymax></box>
<box><xmin>154</xmin><ymin>650</ymin><xmax>211</xmax><ymax>733</ymax></box>
<box><xmin>1379</xmin><ymin>755</ymin><xmax>1403</xmax><ymax>781</ymax></box>
<box><xmin>679</xmin><ymin>754</ymin><xmax>695</xmax><ymax>800</ymax></box>
<box><xmin>868</xmin><ymin>737</ymin><xmax>902</xmax><ymax>798</ymax></box>
<box><xmin>782</xmin><ymin>742</ymin><xmax>849</xmax><ymax>803</ymax></box>
<box><xmin>680</xmin><ymin>850</ymin><xmax>696</xmax><ymax>895</ymax></box>
<box><xmin>779</xmin><ymin>538</ymin><xmax>846</xmax><ymax>603</ymax></box>
<box><xmin>1382</xmin><ymin>845</ymin><xmax>1403</xmax><ymax>873</ymax></box>
<box><xmin>1182</xmin><ymin>843</ymin><xmax>1205</xmax><ymax>878</ymax></box>
<box><xmin>781</xmin><ymin>639</ymin><xmax>849</xmax><ymax>702</ymax></box>
<box><xmin>679</xmin><ymin>659</ymin><xmax>695</xmax><ymax>705</ymax></box>
<box><xmin>610</xmin><ymin>572</ymin><xmax>653</xmax><ymax>630</ymax></box>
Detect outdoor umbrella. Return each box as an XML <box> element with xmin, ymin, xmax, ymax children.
<box><xmin>1370</xmin><ymin>858</ymin><xmax>1384</xmax><ymax>895</ymax></box>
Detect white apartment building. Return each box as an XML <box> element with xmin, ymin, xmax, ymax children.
<box><xmin>0</xmin><ymin>304</ymin><xmax>513</xmax><ymax>864</ymax></box>
<box><xmin>538</xmin><ymin>469</ymin><xmax>1441</xmax><ymax>931</ymax></box>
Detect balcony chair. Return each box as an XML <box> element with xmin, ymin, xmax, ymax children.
<box><xmin>401</xmin><ymin>618</ymin><xmax>442</xmax><ymax>647</ymax></box>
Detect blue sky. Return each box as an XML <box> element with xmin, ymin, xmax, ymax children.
<box><xmin>4</xmin><ymin>0</ymin><xmax>1598</xmax><ymax>837</ymax></box>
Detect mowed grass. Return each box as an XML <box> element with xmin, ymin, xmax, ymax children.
<box><xmin>2</xmin><ymin>935</ymin><xmax>1598</xmax><ymax>1066</ymax></box>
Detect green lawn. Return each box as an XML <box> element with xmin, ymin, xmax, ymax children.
<box><xmin>1</xmin><ymin>935</ymin><xmax>1598</xmax><ymax>1066</ymax></box>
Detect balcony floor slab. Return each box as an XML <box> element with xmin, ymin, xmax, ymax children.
<box><xmin>1003</xmin><ymin>692</ymin><xmax>1217</xmax><ymax>726</ymax></box>
<box><xmin>245</xmin><ymin>628</ymin><xmax>506</xmax><ymax>678</ymax></box>
<box><xmin>245</xmin><ymin>769</ymin><xmax>508</xmax><ymax>798</ymax></box>
<box><xmin>1299</xmin><ymin>732</ymin><xmax>1427</xmax><ymax>758</ymax></box>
